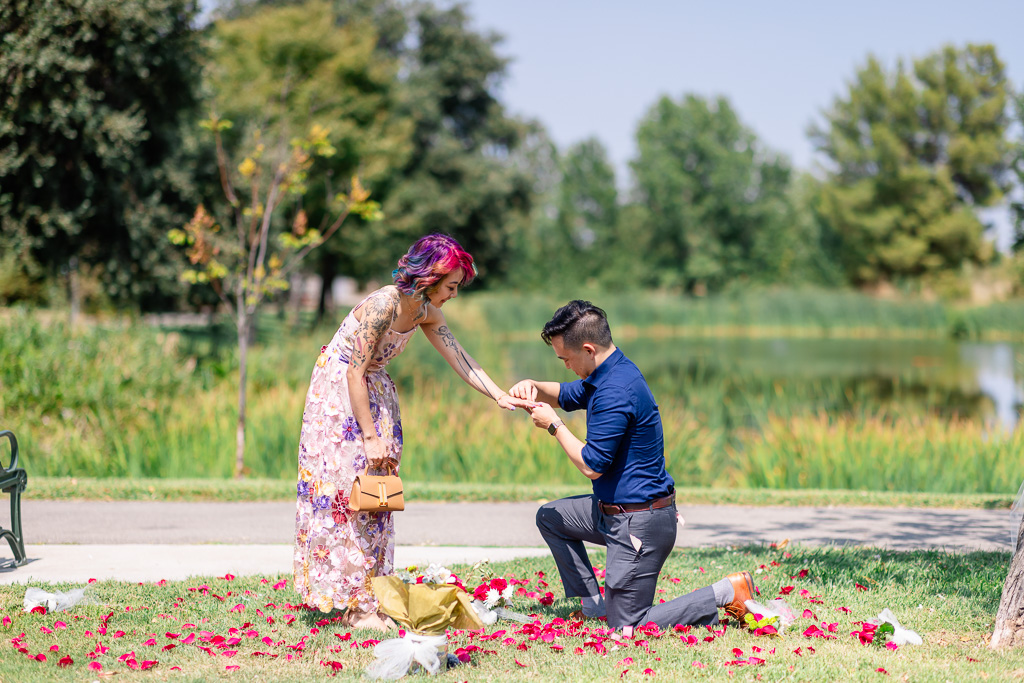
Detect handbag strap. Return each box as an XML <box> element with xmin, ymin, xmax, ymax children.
<box><xmin>360</xmin><ymin>460</ymin><xmax>397</xmax><ymax>477</ymax></box>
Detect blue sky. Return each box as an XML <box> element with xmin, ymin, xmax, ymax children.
<box><xmin>463</xmin><ymin>0</ymin><xmax>1023</xmax><ymax>177</ymax></box>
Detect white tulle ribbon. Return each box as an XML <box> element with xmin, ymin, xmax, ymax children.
<box><xmin>23</xmin><ymin>588</ymin><xmax>89</xmax><ymax>613</ymax></box>
<box><xmin>365</xmin><ymin>633</ymin><xmax>448</xmax><ymax>680</ymax></box>
<box><xmin>471</xmin><ymin>600</ymin><xmax>533</xmax><ymax>625</ymax></box>
<box><xmin>875</xmin><ymin>608</ymin><xmax>923</xmax><ymax>645</ymax></box>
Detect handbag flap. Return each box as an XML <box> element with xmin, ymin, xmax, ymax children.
<box><xmin>351</xmin><ymin>474</ymin><xmax>404</xmax><ymax>507</ymax></box>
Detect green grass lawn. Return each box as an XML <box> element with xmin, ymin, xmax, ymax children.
<box><xmin>1</xmin><ymin>545</ymin><xmax>1020</xmax><ymax>681</ymax></box>
<box><xmin>25</xmin><ymin>477</ymin><xmax>1016</xmax><ymax>509</ymax></box>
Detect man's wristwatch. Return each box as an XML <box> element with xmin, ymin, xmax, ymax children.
<box><xmin>547</xmin><ymin>420</ymin><xmax>564</xmax><ymax>436</ymax></box>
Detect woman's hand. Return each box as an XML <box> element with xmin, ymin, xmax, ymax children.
<box><xmin>496</xmin><ymin>393</ymin><xmax>533</xmax><ymax>411</ymax></box>
<box><xmin>508</xmin><ymin>379</ymin><xmax>538</xmax><ymax>402</ymax></box>
<box><xmin>362</xmin><ymin>435</ymin><xmax>393</xmax><ymax>470</ymax></box>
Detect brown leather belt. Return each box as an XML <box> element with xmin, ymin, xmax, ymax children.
<box><xmin>599</xmin><ymin>493</ymin><xmax>675</xmax><ymax>515</ymax></box>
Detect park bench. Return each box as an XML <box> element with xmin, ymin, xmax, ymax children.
<box><xmin>0</xmin><ymin>430</ymin><xmax>27</xmax><ymax>568</ymax></box>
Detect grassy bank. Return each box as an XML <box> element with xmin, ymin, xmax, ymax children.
<box><xmin>24</xmin><ymin>477</ymin><xmax>1016</xmax><ymax>508</ymax></box>
<box><xmin>0</xmin><ymin>545</ymin><xmax>1016</xmax><ymax>681</ymax></box>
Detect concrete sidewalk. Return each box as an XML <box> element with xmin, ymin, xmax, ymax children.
<box><xmin>0</xmin><ymin>501</ymin><xmax>1016</xmax><ymax>585</ymax></box>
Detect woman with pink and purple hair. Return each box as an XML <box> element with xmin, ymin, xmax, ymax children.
<box><xmin>293</xmin><ymin>234</ymin><xmax>527</xmax><ymax>631</ymax></box>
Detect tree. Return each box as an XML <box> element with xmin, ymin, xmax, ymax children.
<box><xmin>809</xmin><ymin>45</ymin><xmax>1011</xmax><ymax>286</ymax></box>
<box><xmin>554</xmin><ymin>138</ymin><xmax>620</xmax><ymax>281</ymax></box>
<box><xmin>171</xmin><ymin>116</ymin><xmax>382</xmax><ymax>478</ymax></box>
<box><xmin>1011</xmin><ymin>90</ymin><xmax>1024</xmax><ymax>253</ymax></box>
<box><xmin>992</xmin><ymin>519</ymin><xmax>1024</xmax><ymax>647</ymax></box>
<box><xmin>210</xmin><ymin>0</ymin><xmax>537</xmax><ymax>297</ymax></box>
<box><xmin>208</xmin><ymin>0</ymin><xmax>412</xmax><ymax>318</ymax></box>
<box><xmin>343</xmin><ymin>1</ymin><xmax>536</xmax><ymax>286</ymax></box>
<box><xmin>0</xmin><ymin>0</ymin><xmax>206</xmax><ymax>310</ymax></box>
<box><xmin>631</xmin><ymin>94</ymin><xmax>793</xmax><ymax>293</ymax></box>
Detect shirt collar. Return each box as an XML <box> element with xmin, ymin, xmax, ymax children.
<box><xmin>582</xmin><ymin>347</ymin><xmax>624</xmax><ymax>388</ymax></box>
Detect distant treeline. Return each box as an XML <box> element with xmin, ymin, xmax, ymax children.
<box><xmin>2</xmin><ymin>0</ymin><xmax>1023</xmax><ymax>312</ymax></box>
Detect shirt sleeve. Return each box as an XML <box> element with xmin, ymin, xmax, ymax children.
<box><xmin>558</xmin><ymin>380</ymin><xmax>588</xmax><ymax>412</ymax></box>
<box><xmin>580</xmin><ymin>386</ymin><xmax>631</xmax><ymax>474</ymax></box>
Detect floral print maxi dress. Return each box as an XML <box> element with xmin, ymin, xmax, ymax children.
<box><xmin>293</xmin><ymin>304</ymin><xmax>414</xmax><ymax>614</ymax></box>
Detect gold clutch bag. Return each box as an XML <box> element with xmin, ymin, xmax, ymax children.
<box><xmin>348</xmin><ymin>466</ymin><xmax>405</xmax><ymax>512</ymax></box>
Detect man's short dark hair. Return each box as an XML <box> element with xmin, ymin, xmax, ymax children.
<box><xmin>541</xmin><ymin>300</ymin><xmax>613</xmax><ymax>349</ymax></box>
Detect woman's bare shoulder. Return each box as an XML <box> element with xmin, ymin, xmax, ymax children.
<box><xmin>352</xmin><ymin>286</ymin><xmax>400</xmax><ymax>322</ymax></box>
<box><xmin>419</xmin><ymin>301</ymin><xmax>445</xmax><ymax>327</ymax></box>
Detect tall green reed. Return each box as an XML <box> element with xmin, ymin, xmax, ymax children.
<box><xmin>2</xmin><ymin>298</ymin><xmax>1020</xmax><ymax>493</ymax></box>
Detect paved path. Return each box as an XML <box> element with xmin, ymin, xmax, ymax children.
<box><xmin>14</xmin><ymin>500</ymin><xmax>1015</xmax><ymax>550</ymax></box>
<box><xmin>0</xmin><ymin>501</ymin><xmax>1015</xmax><ymax>585</ymax></box>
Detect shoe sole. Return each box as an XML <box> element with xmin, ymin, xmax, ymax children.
<box><xmin>726</xmin><ymin>572</ymin><xmax>755</xmax><ymax>619</ymax></box>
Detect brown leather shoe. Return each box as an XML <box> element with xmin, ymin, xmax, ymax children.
<box><xmin>723</xmin><ymin>571</ymin><xmax>755</xmax><ymax>620</ymax></box>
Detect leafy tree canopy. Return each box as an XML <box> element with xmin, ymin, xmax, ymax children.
<box><xmin>809</xmin><ymin>44</ymin><xmax>1010</xmax><ymax>285</ymax></box>
<box><xmin>631</xmin><ymin>94</ymin><xmax>793</xmax><ymax>293</ymax></box>
<box><xmin>0</xmin><ymin>0</ymin><xmax>207</xmax><ymax>308</ymax></box>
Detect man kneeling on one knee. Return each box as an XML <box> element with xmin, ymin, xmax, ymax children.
<box><xmin>509</xmin><ymin>300</ymin><xmax>756</xmax><ymax>633</ymax></box>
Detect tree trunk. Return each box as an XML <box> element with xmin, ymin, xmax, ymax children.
<box><xmin>234</xmin><ymin>306</ymin><xmax>249</xmax><ymax>480</ymax></box>
<box><xmin>991</xmin><ymin>515</ymin><xmax>1024</xmax><ymax>648</ymax></box>
<box><xmin>288</xmin><ymin>272</ymin><xmax>304</xmax><ymax>330</ymax></box>
<box><xmin>68</xmin><ymin>257</ymin><xmax>81</xmax><ymax>327</ymax></box>
<box><xmin>316</xmin><ymin>256</ymin><xmax>336</xmax><ymax>327</ymax></box>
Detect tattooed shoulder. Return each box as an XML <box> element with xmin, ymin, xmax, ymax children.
<box><xmin>360</xmin><ymin>291</ymin><xmax>397</xmax><ymax>337</ymax></box>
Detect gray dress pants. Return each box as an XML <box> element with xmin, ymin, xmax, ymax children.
<box><xmin>536</xmin><ymin>494</ymin><xmax>718</xmax><ymax>629</ymax></box>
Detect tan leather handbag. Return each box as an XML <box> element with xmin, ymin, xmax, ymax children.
<box><xmin>348</xmin><ymin>464</ymin><xmax>405</xmax><ymax>512</ymax></box>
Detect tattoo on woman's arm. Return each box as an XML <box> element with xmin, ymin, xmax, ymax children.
<box><xmin>351</xmin><ymin>293</ymin><xmax>395</xmax><ymax>367</ymax></box>
<box><xmin>434</xmin><ymin>326</ymin><xmax>497</xmax><ymax>399</ymax></box>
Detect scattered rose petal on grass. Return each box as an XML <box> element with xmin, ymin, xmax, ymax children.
<box><xmin>802</xmin><ymin>609</ymin><xmax>817</xmax><ymax>620</ymax></box>
<box><xmin>54</xmin><ymin>621</ymin><xmax>67</xmax><ymax>630</ymax></box>
<box><xmin>856</xmin><ymin>583</ymin><xmax>869</xmax><ymax>591</ymax></box>
<box><xmin>643</xmin><ymin>668</ymin><xmax>655</xmax><ymax>675</ymax></box>
<box><xmin>692</xmin><ymin>661</ymin><xmax>706</xmax><ymax>668</ymax></box>
<box><xmin>226</xmin><ymin>665</ymin><xmax>240</xmax><ymax>671</ymax></box>
<box><xmin>88</xmin><ymin>662</ymin><xmax>102</xmax><ymax>671</ymax></box>
<box><xmin>49</xmin><ymin>645</ymin><xmax>59</xmax><ymax>652</ymax></box>
<box><xmin>886</xmin><ymin>642</ymin><xmax>899</xmax><ymax>652</ymax></box>
<box><xmin>2</xmin><ymin>616</ymin><xmax>10</xmax><ymax>627</ymax></box>
<box><xmin>515</xmin><ymin>659</ymin><xmax>528</xmax><ymax>667</ymax></box>
<box><xmin>876</xmin><ymin>667</ymin><xmax>888</xmax><ymax>675</ymax></box>
<box><xmin>58</xmin><ymin>656</ymin><xmax>73</xmax><ymax>667</ymax></box>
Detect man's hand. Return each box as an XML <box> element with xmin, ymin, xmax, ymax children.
<box><xmin>508</xmin><ymin>379</ymin><xmax>538</xmax><ymax>402</ymax></box>
<box><xmin>528</xmin><ymin>402</ymin><xmax>560</xmax><ymax>430</ymax></box>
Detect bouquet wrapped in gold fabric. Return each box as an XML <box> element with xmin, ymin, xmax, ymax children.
<box><xmin>365</xmin><ymin>565</ymin><xmax>483</xmax><ymax>679</ymax></box>
<box><xmin>370</xmin><ymin>575</ymin><xmax>483</xmax><ymax>635</ymax></box>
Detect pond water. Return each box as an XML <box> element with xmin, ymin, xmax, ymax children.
<box><xmin>498</xmin><ymin>337</ymin><xmax>1024</xmax><ymax>432</ymax></box>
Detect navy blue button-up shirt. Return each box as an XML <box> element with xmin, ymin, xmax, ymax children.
<box><xmin>558</xmin><ymin>348</ymin><xmax>674</xmax><ymax>504</ymax></box>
